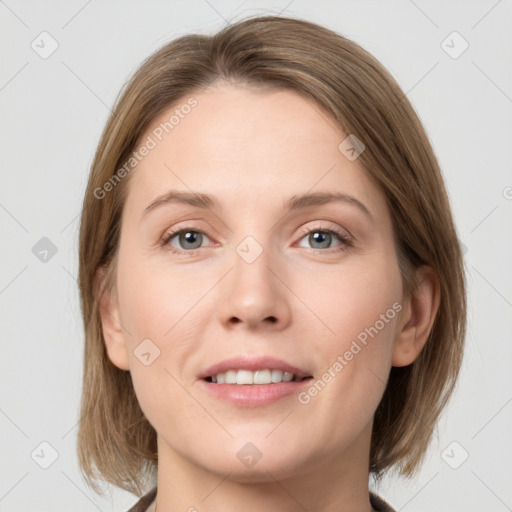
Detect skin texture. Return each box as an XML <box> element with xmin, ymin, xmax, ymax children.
<box><xmin>99</xmin><ymin>83</ymin><xmax>440</xmax><ymax>512</ymax></box>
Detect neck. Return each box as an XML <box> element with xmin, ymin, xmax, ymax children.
<box><xmin>153</xmin><ymin>423</ymin><xmax>376</xmax><ymax>512</ymax></box>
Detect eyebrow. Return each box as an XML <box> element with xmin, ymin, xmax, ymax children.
<box><xmin>142</xmin><ymin>190</ymin><xmax>373</xmax><ymax>221</ymax></box>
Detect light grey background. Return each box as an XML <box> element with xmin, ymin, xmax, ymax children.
<box><xmin>1</xmin><ymin>1</ymin><xmax>511</xmax><ymax>511</ymax></box>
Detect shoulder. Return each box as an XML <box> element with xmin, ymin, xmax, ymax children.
<box><xmin>126</xmin><ymin>486</ymin><xmax>157</xmax><ymax>512</ymax></box>
<box><xmin>370</xmin><ymin>491</ymin><xmax>396</xmax><ymax>512</ymax></box>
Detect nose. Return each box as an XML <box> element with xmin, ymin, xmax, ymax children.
<box><xmin>217</xmin><ymin>244</ymin><xmax>292</xmax><ymax>331</ymax></box>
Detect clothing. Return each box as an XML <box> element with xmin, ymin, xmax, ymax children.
<box><xmin>370</xmin><ymin>491</ymin><xmax>396</xmax><ymax>512</ymax></box>
<box><xmin>127</xmin><ymin>486</ymin><xmax>396</xmax><ymax>512</ymax></box>
<box><xmin>127</xmin><ymin>486</ymin><xmax>156</xmax><ymax>512</ymax></box>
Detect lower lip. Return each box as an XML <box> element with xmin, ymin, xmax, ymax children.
<box><xmin>199</xmin><ymin>378</ymin><xmax>313</xmax><ymax>407</ymax></box>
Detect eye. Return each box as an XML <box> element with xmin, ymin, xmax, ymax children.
<box><xmin>160</xmin><ymin>228</ymin><xmax>213</xmax><ymax>253</ymax></box>
<box><xmin>160</xmin><ymin>224</ymin><xmax>353</xmax><ymax>254</ymax></box>
<box><xmin>296</xmin><ymin>225</ymin><xmax>352</xmax><ymax>251</ymax></box>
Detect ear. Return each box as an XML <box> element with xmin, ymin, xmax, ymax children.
<box><xmin>392</xmin><ymin>265</ymin><xmax>440</xmax><ymax>367</ymax></box>
<box><xmin>96</xmin><ymin>267</ymin><xmax>130</xmax><ymax>371</ymax></box>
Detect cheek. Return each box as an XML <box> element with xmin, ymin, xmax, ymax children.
<box><xmin>296</xmin><ymin>272</ymin><xmax>400</xmax><ymax>442</ymax></box>
<box><xmin>313</xmin><ymin>252</ymin><xmax>401</xmax><ymax>340</ymax></box>
<box><xmin>117</xmin><ymin>254</ymin><xmax>205</xmax><ymax>340</ymax></box>
<box><xmin>118</xmin><ymin>266</ymin><xmax>200</xmax><ymax>426</ymax></box>
<box><xmin>116</xmin><ymin>255</ymin><xmax>212</xmax><ymax>403</ymax></box>
<box><xmin>305</xmin><ymin>254</ymin><xmax>402</xmax><ymax>399</ymax></box>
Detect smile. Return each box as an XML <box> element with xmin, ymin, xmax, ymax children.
<box><xmin>205</xmin><ymin>369</ymin><xmax>310</xmax><ymax>384</ymax></box>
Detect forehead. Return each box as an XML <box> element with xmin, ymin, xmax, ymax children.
<box><xmin>123</xmin><ymin>83</ymin><xmax>388</xmax><ymax>222</ymax></box>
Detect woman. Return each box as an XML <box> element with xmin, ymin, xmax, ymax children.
<box><xmin>76</xmin><ymin>15</ymin><xmax>467</xmax><ymax>512</ymax></box>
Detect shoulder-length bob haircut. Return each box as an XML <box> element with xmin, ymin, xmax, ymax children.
<box><xmin>77</xmin><ymin>14</ymin><xmax>467</xmax><ymax>496</ymax></box>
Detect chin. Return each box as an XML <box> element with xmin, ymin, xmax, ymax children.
<box><xmin>195</xmin><ymin>441</ymin><xmax>312</xmax><ymax>483</ymax></box>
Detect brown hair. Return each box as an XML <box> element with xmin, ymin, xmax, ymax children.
<box><xmin>77</xmin><ymin>14</ymin><xmax>467</xmax><ymax>496</ymax></box>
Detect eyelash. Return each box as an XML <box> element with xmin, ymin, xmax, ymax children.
<box><xmin>159</xmin><ymin>224</ymin><xmax>353</xmax><ymax>255</ymax></box>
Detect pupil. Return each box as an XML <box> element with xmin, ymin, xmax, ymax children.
<box><xmin>181</xmin><ymin>231</ymin><xmax>202</xmax><ymax>249</ymax></box>
<box><xmin>311</xmin><ymin>231</ymin><xmax>330</xmax><ymax>248</ymax></box>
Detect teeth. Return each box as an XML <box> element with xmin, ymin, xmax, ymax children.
<box><xmin>271</xmin><ymin>369</ymin><xmax>283</xmax><ymax>383</ymax></box>
<box><xmin>208</xmin><ymin>369</ymin><xmax>299</xmax><ymax>385</ymax></box>
<box><xmin>255</xmin><ymin>369</ymin><xmax>272</xmax><ymax>384</ymax></box>
<box><xmin>282</xmin><ymin>371</ymin><xmax>294</xmax><ymax>382</ymax></box>
<box><xmin>226</xmin><ymin>370</ymin><xmax>237</xmax><ymax>384</ymax></box>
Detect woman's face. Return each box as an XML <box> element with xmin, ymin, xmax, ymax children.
<box><xmin>104</xmin><ymin>82</ymin><xmax>407</xmax><ymax>481</ymax></box>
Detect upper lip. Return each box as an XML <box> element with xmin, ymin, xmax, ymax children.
<box><xmin>198</xmin><ymin>356</ymin><xmax>312</xmax><ymax>380</ymax></box>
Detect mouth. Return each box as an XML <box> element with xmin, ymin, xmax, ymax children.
<box><xmin>198</xmin><ymin>356</ymin><xmax>314</xmax><ymax>407</ymax></box>
<box><xmin>204</xmin><ymin>369</ymin><xmax>312</xmax><ymax>384</ymax></box>
<box><xmin>198</xmin><ymin>356</ymin><xmax>313</xmax><ymax>384</ymax></box>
